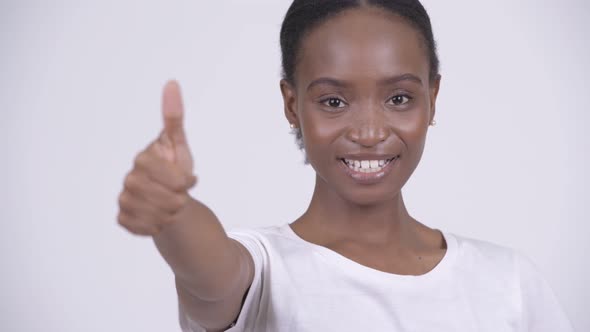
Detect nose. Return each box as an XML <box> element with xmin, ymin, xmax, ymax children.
<box><xmin>346</xmin><ymin>104</ymin><xmax>390</xmax><ymax>148</ymax></box>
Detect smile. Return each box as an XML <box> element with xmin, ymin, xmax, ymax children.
<box><xmin>341</xmin><ymin>157</ymin><xmax>397</xmax><ymax>173</ymax></box>
<box><xmin>338</xmin><ymin>155</ymin><xmax>399</xmax><ymax>185</ymax></box>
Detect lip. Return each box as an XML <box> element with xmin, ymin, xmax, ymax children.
<box><xmin>338</xmin><ymin>155</ymin><xmax>399</xmax><ymax>185</ymax></box>
<box><xmin>338</xmin><ymin>153</ymin><xmax>399</xmax><ymax>161</ymax></box>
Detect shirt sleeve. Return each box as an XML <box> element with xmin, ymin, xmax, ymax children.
<box><xmin>514</xmin><ymin>251</ymin><xmax>575</xmax><ymax>331</ymax></box>
<box><xmin>178</xmin><ymin>229</ymin><xmax>266</xmax><ymax>332</ymax></box>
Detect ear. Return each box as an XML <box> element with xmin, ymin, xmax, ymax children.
<box><xmin>429</xmin><ymin>74</ymin><xmax>442</xmax><ymax>124</ymax></box>
<box><xmin>280</xmin><ymin>79</ymin><xmax>299</xmax><ymax>127</ymax></box>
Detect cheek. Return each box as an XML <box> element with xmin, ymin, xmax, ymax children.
<box><xmin>394</xmin><ymin>112</ymin><xmax>430</xmax><ymax>168</ymax></box>
<box><xmin>396</xmin><ymin>113</ymin><xmax>429</xmax><ymax>144</ymax></box>
<box><xmin>299</xmin><ymin>106</ymin><xmax>342</xmax><ymax>153</ymax></box>
<box><xmin>393</xmin><ymin>95</ymin><xmax>432</xmax><ymax>148</ymax></box>
<box><xmin>305</xmin><ymin>117</ymin><xmax>340</xmax><ymax>142</ymax></box>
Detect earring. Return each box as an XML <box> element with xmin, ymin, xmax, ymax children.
<box><xmin>290</xmin><ymin>123</ymin><xmax>296</xmax><ymax>129</ymax></box>
<box><xmin>430</xmin><ymin>119</ymin><xmax>437</xmax><ymax>127</ymax></box>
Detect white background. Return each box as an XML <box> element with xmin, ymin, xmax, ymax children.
<box><xmin>1</xmin><ymin>0</ymin><xmax>588</xmax><ymax>331</ymax></box>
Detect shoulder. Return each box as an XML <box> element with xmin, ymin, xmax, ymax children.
<box><xmin>449</xmin><ymin>231</ymin><xmax>512</xmax><ymax>255</ymax></box>
<box><xmin>448</xmin><ymin>231</ymin><xmax>544</xmax><ymax>276</ymax></box>
<box><xmin>225</xmin><ymin>223</ymin><xmax>303</xmax><ymax>258</ymax></box>
<box><xmin>444</xmin><ymin>231</ymin><xmax>534</xmax><ymax>289</ymax></box>
<box><xmin>226</xmin><ymin>224</ymin><xmax>290</xmax><ymax>245</ymax></box>
<box><xmin>447</xmin><ymin>231</ymin><xmax>518</xmax><ymax>272</ymax></box>
<box><xmin>447</xmin><ymin>232</ymin><xmax>573</xmax><ymax>330</ymax></box>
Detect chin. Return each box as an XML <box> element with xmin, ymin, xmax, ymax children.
<box><xmin>337</xmin><ymin>184</ymin><xmax>402</xmax><ymax>207</ymax></box>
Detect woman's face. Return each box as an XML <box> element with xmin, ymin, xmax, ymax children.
<box><xmin>281</xmin><ymin>7</ymin><xmax>440</xmax><ymax>206</ymax></box>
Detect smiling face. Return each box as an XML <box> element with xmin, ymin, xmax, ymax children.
<box><xmin>281</xmin><ymin>7</ymin><xmax>441</xmax><ymax>206</ymax></box>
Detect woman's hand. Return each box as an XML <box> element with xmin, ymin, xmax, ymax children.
<box><xmin>118</xmin><ymin>80</ymin><xmax>197</xmax><ymax>236</ymax></box>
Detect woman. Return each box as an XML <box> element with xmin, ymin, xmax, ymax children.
<box><xmin>117</xmin><ymin>0</ymin><xmax>573</xmax><ymax>331</ymax></box>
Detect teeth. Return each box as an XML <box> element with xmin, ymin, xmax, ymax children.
<box><xmin>343</xmin><ymin>157</ymin><xmax>396</xmax><ymax>173</ymax></box>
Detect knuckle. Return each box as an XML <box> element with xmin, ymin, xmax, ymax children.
<box><xmin>133</xmin><ymin>151</ymin><xmax>151</xmax><ymax>169</ymax></box>
<box><xmin>117</xmin><ymin>212</ymin><xmax>133</xmax><ymax>228</ymax></box>
<box><xmin>124</xmin><ymin>173</ymin><xmax>148</xmax><ymax>195</ymax></box>
<box><xmin>123</xmin><ymin>174</ymin><xmax>137</xmax><ymax>191</ymax></box>
<box><xmin>129</xmin><ymin>224</ymin><xmax>150</xmax><ymax>236</ymax></box>
<box><xmin>119</xmin><ymin>217</ymin><xmax>156</xmax><ymax>236</ymax></box>
<box><xmin>118</xmin><ymin>192</ymin><xmax>131</xmax><ymax>208</ymax></box>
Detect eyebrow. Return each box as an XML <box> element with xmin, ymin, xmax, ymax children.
<box><xmin>306</xmin><ymin>73</ymin><xmax>423</xmax><ymax>91</ymax></box>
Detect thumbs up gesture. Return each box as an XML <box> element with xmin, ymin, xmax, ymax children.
<box><xmin>159</xmin><ymin>80</ymin><xmax>194</xmax><ymax>171</ymax></box>
<box><xmin>118</xmin><ymin>81</ymin><xmax>197</xmax><ymax>236</ymax></box>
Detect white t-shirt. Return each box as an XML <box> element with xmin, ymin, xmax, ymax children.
<box><xmin>178</xmin><ymin>224</ymin><xmax>573</xmax><ymax>332</ymax></box>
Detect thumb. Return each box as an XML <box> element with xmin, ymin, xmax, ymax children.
<box><xmin>162</xmin><ymin>80</ymin><xmax>187</xmax><ymax>146</ymax></box>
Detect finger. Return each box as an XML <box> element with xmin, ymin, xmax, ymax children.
<box><xmin>117</xmin><ymin>210</ymin><xmax>162</xmax><ymax>236</ymax></box>
<box><xmin>118</xmin><ymin>192</ymin><xmax>169</xmax><ymax>229</ymax></box>
<box><xmin>124</xmin><ymin>172</ymin><xmax>193</xmax><ymax>214</ymax></box>
<box><xmin>162</xmin><ymin>80</ymin><xmax>187</xmax><ymax>147</ymax></box>
<box><xmin>134</xmin><ymin>148</ymin><xmax>195</xmax><ymax>192</ymax></box>
<box><xmin>156</xmin><ymin>130</ymin><xmax>175</xmax><ymax>163</ymax></box>
<box><xmin>118</xmin><ymin>191</ymin><xmax>159</xmax><ymax>219</ymax></box>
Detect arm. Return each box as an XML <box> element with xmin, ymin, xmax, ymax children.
<box><xmin>154</xmin><ymin>199</ymin><xmax>255</xmax><ymax>330</ymax></box>
<box><xmin>118</xmin><ymin>80</ymin><xmax>254</xmax><ymax>330</ymax></box>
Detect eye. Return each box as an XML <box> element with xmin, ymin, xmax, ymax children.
<box><xmin>320</xmin><ymin>97</ymin><xmax>347</xmax><ymax>109</ymax></box>
<box><xmin>388</xmin><ymin>95</ymin><xmax>412</xmax><ymax>106</ymax></box>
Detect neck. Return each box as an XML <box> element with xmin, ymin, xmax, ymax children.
<box><xmin>299</xmin><ymin>175</ymin><xmax>415</xmax><ymax>247</ymax></box>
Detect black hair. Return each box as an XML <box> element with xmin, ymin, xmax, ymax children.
<box><xmin>279</xmin><ymin>0</ymin><xmax>440</xmax><ymax>86</ymax></box>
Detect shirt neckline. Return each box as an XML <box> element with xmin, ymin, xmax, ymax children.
<box><xmin>280</xmin><ymin>223</ymin><xmax>457</xmax><ymax>284</ymax></box>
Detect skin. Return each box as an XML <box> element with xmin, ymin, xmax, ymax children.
<box><xmin>281</xmin><ymin>7</ymin><xmax>445</xmax><ymax>275</ymax></box>
<box><xmin>118</xmin><ymin>6</ymin><xmax>444</xmax><ymax>331</ymax></box>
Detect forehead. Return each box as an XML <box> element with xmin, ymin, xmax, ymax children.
<box><xmin>296</xmin><ymin>7</ymin><xmax>429</xmax><ymax>85</ymax></box>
